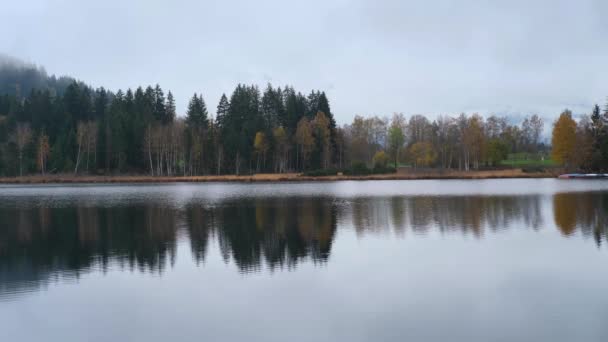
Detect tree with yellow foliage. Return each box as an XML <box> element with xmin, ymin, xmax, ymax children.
<box><xmin>295</xmin><ymin>118</ymin><xmax>314</xmax><ymax>170</ymax></box>
<box><xmin>409</xmin><ymin>142</ymin><xmax>437</xmax><ymax>168</ymax></box>
<box><xmin>372</xmin><ymin>150</ymin><xmax>389</xmax><ymax>168</ymax></box>
<box><xmin>551</xmin><ymin>110</ymin><xmax>577</xmax><ymax>168</ymax></box>
<box><xmin>253</xmin><ymin>131</ymin><xmax>268</xmax><ymax>172</ymax></box>
<box><xmin>313</xmin><ymin>111</ymin><xmax>332</xmax><ymax>169</ymax></box>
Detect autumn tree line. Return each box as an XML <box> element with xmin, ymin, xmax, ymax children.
<box><xmin>551</xmin><ymin>104</ymin><xmax>608</xmax><ymax>172</ymax></box>
<box><xmin>342</xmin><ymin>112</ymin><xmax>548</xmax><ymax>172</ymax></box>
<box><xmin>1</xmin><ymin>70</ymin><xmax>607</xmax><ymax>176</ymax></box>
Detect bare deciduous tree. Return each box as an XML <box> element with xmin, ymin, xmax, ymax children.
<box><xmin>37</xmin><ymin>133</ymin><xmax>50</xmax><ymax>175</ymax></box>
<box><xmin>14</xmin><ymin>123</ymin><xmax>32</xmax><ymax>177</ymax></box>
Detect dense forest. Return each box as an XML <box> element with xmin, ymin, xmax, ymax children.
<box><xmin>1</xmin><ymin>59</ymin><xmax>608</xmax><ymax>177</ymax></box>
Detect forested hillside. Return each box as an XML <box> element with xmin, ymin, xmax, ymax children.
<box><xmin>0</xmin><ymin>54</ymin><xmax>76</xmax><ymax>98</ymax></box>
<box><xmin>0</xmin><ymin>59</ymin><xmax>339</xmax><ymax>175</ymax></box>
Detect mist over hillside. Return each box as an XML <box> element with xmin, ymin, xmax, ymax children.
<box><xmin>0</xmin><ymin>53</ymin><xmax>76</xmax><ymax>98</ymax></box>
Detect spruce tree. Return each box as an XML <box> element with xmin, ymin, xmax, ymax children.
<box><xmin>186</xmin><ymin>93</ymin><xmax>209</xmax><ymax>128</ymax></box>
<box><xmin>153</xmin><ymin>84</ymin><xmax>166</xmax><ymax>123</ymax></box>
<box><xmin>165</xmin><ymin>91</ymin><xmax>176</xmax><ymax>122</ymax></box>
<box><xmin>216</xmin><ymin>93</ymin><xmax>229</xmax><ymax>130</ymax></box>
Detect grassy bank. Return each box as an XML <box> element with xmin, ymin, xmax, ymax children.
<box><xmin>499</xmin><ymin>153</ymin><xmax>556</xmax><ymax>167</ymax></box>
<box><xmin>0</xmin><ymin>169</ymin><xmax>558</xmax><ymax>184</ymax></box>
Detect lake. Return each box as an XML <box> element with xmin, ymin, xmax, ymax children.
<box><xmin>1</xmin><ymin>179</ymin><xmax>608</xmax><ymax>341</ymax></box>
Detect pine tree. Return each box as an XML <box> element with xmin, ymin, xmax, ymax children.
<box><xmin>213</xmin><ymin>94</ymin><xmax>230</xmax><ymax>174</ymax></box>
<box><xmin>591</xmin><ymin>104</ymin><xmax>602</xmax><ymax>137</ymax></box>
<box><xmin>261</xmin><ymin>84</ymin><xmax>285</xmax><ymax>130</ymax></box>
<box><xmin>153</xmin><ymin>84</ymin><xmax>167</xmax><ymax>123</ymax></box>
<box><xmin>216</xmin><ymin>93</ymin><xmax>229</xmax><ymax>130</ymax></box>
<box><xmin>186</xmin><ymin>93</ymin><xmax>209</xmax><ymax>128</ymax></box>
<box><xmin>165</xmin><ymin>91</ymin><xmax>176</xmax><ymax>122</ymax></box>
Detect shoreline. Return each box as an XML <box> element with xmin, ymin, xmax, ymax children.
<box><xmin>0</xmin><ymin>169</ymin><xmax>558</xmax><ymax>184</ymax></box>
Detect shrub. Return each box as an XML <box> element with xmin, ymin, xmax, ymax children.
<box><xmin>373</xmin><ymin>165</ymin><xmax>397</xmax><ymax>174</ymax></box>
<box><xmin>303</xmin><ymin>168</ymin><xmax>339</xmax><ymax>177</ymax></box>
<box><xmin>303</xmin><ymin>163</ymin><xmax>396</xmax><ymax>177</ymax></box>
<box><xmin>372</xmin><ymin>150</ymin><xmax>389</xmax><ymax>168</ymax></box>
<box><xmin>345</xmin><ymin>161</ymin><xmax>371</xmax><ymax>176</ymax></box>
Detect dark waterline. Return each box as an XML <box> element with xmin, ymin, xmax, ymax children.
<box><xmin>1</xmin><ymin>179</ymin><xmax>608</xmax><ymax>341</ymax></box>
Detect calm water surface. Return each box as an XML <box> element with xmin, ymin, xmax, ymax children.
<box><xmin>1</xmin><ymin>179</ymin><xmax>608</xmax><ymax>341</ymax></box>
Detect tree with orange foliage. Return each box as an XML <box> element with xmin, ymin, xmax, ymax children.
<box><xmin>551</xmin><ymin>110</ymin><xmax>577</xmax><ymax>168</ymax></box>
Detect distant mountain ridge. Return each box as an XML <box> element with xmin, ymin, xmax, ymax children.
<box><xmin>0</xmin><ymin>54</ymin><xmax>78</xmax><ymax>98</ymax></box>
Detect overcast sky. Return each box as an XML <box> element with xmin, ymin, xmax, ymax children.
<box><xmin>2</xmin><ymin>0</ymin><xmax>607</xmax><ymax>124</ymax></box>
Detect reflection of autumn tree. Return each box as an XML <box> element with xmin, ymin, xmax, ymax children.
<box><xmin>553</xmin><ymin>193</ymin><xmax>578</xmax><ymax>236</ymax></box>
<box><xmin>409</xmin><ymin>197</ymin><xmax>434</xmax><ymax>235</ymax></box>
<box><xmin>460</xmin><ymin>197</ymin><xmax>483</xmax><ymax>236</ymax></box>
<box><xmin>351</xmin><ymin>195</ymin><xmax>545</xmax><ymax>237</ymax></box>
<box><xmin>553</xmin><ymin>192</ymin><xmax>608</xmax><ymax>246</ymax></box>
<box><xmin>352</xmin><ymin>198</ymin><xmax>391</xmax><ymax>236</ymax></box>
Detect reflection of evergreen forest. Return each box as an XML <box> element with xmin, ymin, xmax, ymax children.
<box><xmin>1</xmin><ymin>192</ymin><xmax>607</xmax><ymax>296</ymax></box>
<box><xmin>0</xmin><ymin>198</ymin><xmax>339</xmax><ymax>295</ymax></box>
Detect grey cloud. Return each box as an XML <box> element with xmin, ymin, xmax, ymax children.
<box><xmin>1</xmin><ymin>0</ymin><xmax>606</xmax><ymax>123</ymax></box>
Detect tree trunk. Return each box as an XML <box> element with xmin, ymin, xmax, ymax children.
<box><xmin>85</xmin><ymin>139</ymin><xmax>90</xmax><ymax>173</ymax></box>
<box><xmin>235</xmin><ymin>152</ymin><xmax>240</xmax><ymax>175</ymax></box>
<box><xmin>217</xmin><ymin>147</ymin><xmax>222</xmax><ymax>175</ymax></box>
<box><xmin>148</xmin><ymin>136</ymin><xmax>154</xmax><ymax>176</ymax></box>
<box><xmin>74</xmin><ymin>144</ymin><xmax>82</xmax><ymax>175</ymax></box>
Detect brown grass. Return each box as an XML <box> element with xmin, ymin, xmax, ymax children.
<box><xmin>0</xmin><ymin>169</ymin><xmax>557</xmax><ymax>184</ymax></box>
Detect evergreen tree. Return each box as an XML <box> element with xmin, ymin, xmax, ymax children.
<box><xmin>153</xmin><ymin>84</ymin><xmax>167</xmax><ymax>123</ymax></box>
<box><xmin>165</xmin><ymin>91</ymin><xmax>176</xmax><ymax>122</ymax></box>
<box><xmin>186</xmin><ymin>93</ymin><xmax>209</xmax><ymax>128</ymax></box>
<box><xmin>591</xmin><ymin>104</ymin><xmax>602</xmax><ymax>137</ymax></box>
<box><xmin>216</xmin><ymin>93</ymin><xmax>229</xmax><ymax>130</ymax></box>
<box><xmin>94</xmin><ymin>87</ymin><xmax>109</xmax><ymax>171</ymax></box>
<box><xmin>261</xmin><ymin>84</ymin><xmax>285</xmax><ymax>130</ymax></box>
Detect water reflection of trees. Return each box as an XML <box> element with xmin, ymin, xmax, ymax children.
<box><xmin>350</xmin><ymin>195</ymin><xmax>544</xmax><ymax>237</ymax></box>
<box><xmin>0</xmin><ymin>204</ymin><xmax>180</xmax><ymax>297</ymax></box>
<box><xmin>1</xmin><ymin>192</ymin><xmax>607</xmax><ymax>298</ymax></box>
<box><xmin>0</xmin><ymin>198</ymin><xmax>338</xmax><ymax>296</ymax></box>
<box><xmin>553</xmin><ymin>191</ymin><xmax>608</xmax><ymax>246</ymax></box>
<box><xmin>195</xmin><ymin>198</ymin><xmax>337</xmax><ymax>272</ymax></box>
<box><xmin>0</xmin><ymin>205</ymin><xmax>179</xmax><ymax>273</ymax></box>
